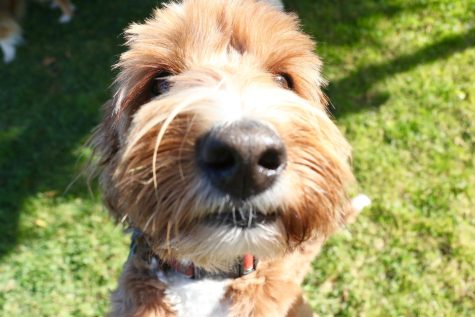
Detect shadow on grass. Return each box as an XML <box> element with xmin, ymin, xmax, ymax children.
<box><xmin>287</xmin><ymin>0</ymin><xmax>475</xmax><ymax>116</ymax></box>
<box><xmin>329</xmin><ymin>27</ymin><xmax>475</xmax><ymax>116</ymax></box>
<box><xmin>0</xmin><ymin>1</ymin><xmax>160</xmax><ymax>259</ymax></box>
<box><xmin>288</xmin><ymin>0</ymin><xmax>418</xmax><ymax>46</ymax></box>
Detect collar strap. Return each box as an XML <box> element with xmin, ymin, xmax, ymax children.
<box><xmin>166</xmin><ymin>253</ymin><xmax>256</xmax><ymax>279</ymax></box>
<box><xmin>129</xmin><ymin>229</ymin><xmax>257</xmax><ymax>279</ymax></box>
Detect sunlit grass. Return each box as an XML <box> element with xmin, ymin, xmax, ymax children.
<box><xmin>1</xmin><ymin>0</ymin><xmax>474</xmax><ymax>316</ymax></box>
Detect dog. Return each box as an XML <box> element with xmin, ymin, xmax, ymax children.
<box><xmin>91</xmin><ymin>0</ymin><xmax>368</xmax><ymax>316</ymax></box>
<box><xmin>0</xmin><ymin>0</ymin><xmax>75</xmax><ymax>63</ymax></box>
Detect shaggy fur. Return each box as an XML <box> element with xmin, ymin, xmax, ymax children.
<box><xmin>92</xmin><ymin>0</ymin><xmax>361</xmax><ymax>316</ymax></box>
<box><xmin>0</xmin><ymin>0</ymin><xmax>75</xmax><ymax>63</ymax></box>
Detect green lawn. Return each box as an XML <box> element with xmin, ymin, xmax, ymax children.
<box><xmin>1</xmin><ymin>0</ymin><xmax>474</xmax><ymax>316</ymax></box>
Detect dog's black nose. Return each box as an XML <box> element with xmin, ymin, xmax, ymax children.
<box><xmin>197</xmin><ymin>120</ymin><xmax>287</xmax><ymax>199</ymax></box>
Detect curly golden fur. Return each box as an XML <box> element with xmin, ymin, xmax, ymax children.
<box><xmin>91</xmin><ymin>0</ymin><xmax>358</xmax><ymax>316</ymax></box>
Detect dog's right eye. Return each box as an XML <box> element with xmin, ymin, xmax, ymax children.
<box><xmin>274</xmin><ymin>73</ymin><xmax>294</xmax><ymax>90</ymax></box>
<box><xmin>151</xmin><ymin>72</ymin><xmax>172</xmax><ymax>96</ymax></box>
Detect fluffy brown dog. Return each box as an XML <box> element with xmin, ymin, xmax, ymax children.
<box><xmin>92</xmin><ymin>0</ymin><xmax>363</xmax><ymax>316</ymax></box>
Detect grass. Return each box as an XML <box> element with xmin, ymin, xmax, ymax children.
<box><xmin>0</xmin><ymin>0</ymin><xmax>474</xmax><ymax>316</ymax></box>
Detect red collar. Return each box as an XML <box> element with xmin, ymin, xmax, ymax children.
<box><xmin>166</xmin><ymin>253</ymin><xmax>257</xmax><ymax>279</ymax></box>
<box><xmin>130</xmin><ymin>229</ymin><xmax>257</xmax><ymax>279</ymax></box>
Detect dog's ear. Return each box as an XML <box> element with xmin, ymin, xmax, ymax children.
<box><xmin>89</xmin><ymin>99</ymin><xmax>124</xmax><ymax>221</ymax></box>
<box><xmin>91</xmin><ymin>99</ymin><xmax>120</xmax><ymax>167</ymax></box>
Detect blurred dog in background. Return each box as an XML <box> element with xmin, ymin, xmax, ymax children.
<box><xmin>0</xmin><ymin>0</ymin><xmax>75</xmax><ymax>63</ymax></box>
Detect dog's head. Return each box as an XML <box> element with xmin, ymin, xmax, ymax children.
<box><xmin>93</xmin><ymin>0</ymin><xmax>354</xmax><ymax>270</ymax></box>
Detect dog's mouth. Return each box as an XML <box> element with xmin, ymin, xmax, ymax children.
<box><xmin>203</xmin><ymin>206</ymin><xmax>278</xmax><ymax>228</ymax></box>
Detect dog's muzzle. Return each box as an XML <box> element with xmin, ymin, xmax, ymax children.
<box><xmin>197</xmin><ymin>120</ymin><xmax>287</xmax><ymax>199</ymax></box>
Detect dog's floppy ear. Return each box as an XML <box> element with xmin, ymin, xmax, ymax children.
<box><xmin>89</xmin><ymin>99</ymin><xmax>124</xmax><ymax>221</ymax></box>
<box><xmin>91</xmin><ymin>99</ymin><xmax>120</xmax><ymax>167</ymax></box>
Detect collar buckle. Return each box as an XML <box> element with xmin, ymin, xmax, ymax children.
<box><xmin>240</xmin><ymin>254</ymin><xmax>256</xmax><ymax>276</ymax></box>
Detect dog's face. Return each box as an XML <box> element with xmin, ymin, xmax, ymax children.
<box><xmin>93</xmin><ymin>0</ymin><xmax>354</xmax><ymax>270</ymax></box>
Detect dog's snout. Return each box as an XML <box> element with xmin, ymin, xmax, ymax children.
<box><xmin>197</xmin><ymin>120</ymin><xmax>287</xmax><ymax>199</ymax></box>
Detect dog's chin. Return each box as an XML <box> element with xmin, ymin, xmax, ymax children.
<box><xmin>159</xmin><ymin>212</ymin><xmax>288</xmax><ymax>271</ymax></box>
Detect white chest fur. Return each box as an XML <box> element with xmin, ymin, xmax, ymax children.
<box><xmin>157</xmin><ymin>271</ymin><xmax>231</xmax><ymax>317</ymax></box>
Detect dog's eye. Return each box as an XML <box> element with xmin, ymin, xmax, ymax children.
<box><xmin>151</xmin><ymin>72</ymin><xmax>172</xmax><ymax>96</ymax></box>
<box><xmin>274</xmin><ymin>73</ymin><xmax>294</xmax><ymax>90</ymax></box>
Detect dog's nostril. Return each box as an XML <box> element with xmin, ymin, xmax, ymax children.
<box><xmin>258</xmin><ymin>148</ymin><xmax>284</xmax><ymax>171</ymax></box>
<box><xmin>202</xmin><ymin>142</ymin><xmax>236</xmax><ymax>171</ymax></box>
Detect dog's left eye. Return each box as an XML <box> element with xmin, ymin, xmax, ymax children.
<box><xmin>274</xmin><ymin>73</ymin><xmax>293</xmax><ymax>90</ymax></box>
<box><xmin>151</xmin><ymin>72</ymin><xmax>172</xmax><ymax>96</ymax></box>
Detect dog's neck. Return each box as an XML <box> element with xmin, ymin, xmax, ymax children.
<box><xmin>130</xmin><ymin>229</ymin><xmax>257</xmax><ymax>279</ymax></box>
